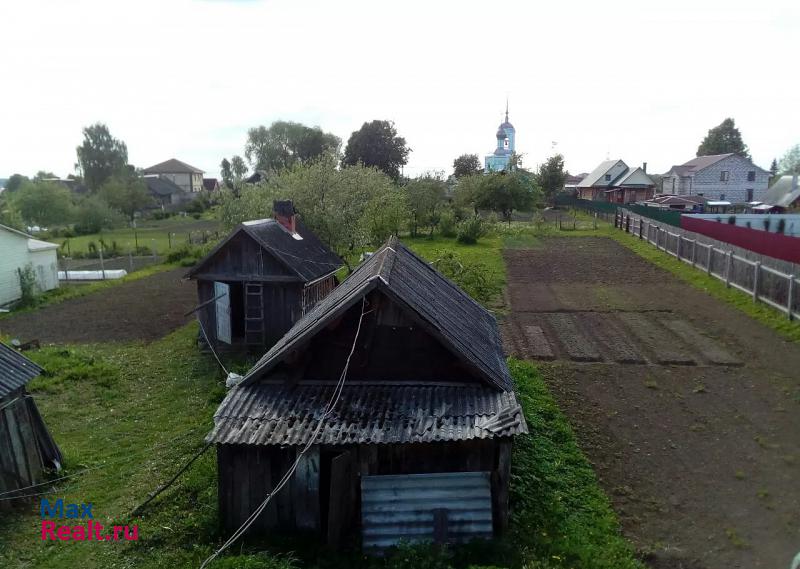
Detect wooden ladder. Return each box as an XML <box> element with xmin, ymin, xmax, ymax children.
<box><xmin>244</xmin><ymin>283</ymin><xmax>265</xmax><ymax>346</ymax></box>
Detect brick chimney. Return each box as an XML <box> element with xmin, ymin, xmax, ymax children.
<box><xmin>642</xmin><ymin>162</ymin><xmax>647</xmax><ymax>173</ymax></box>
<box><xmin>273</xmin><ymin>200</ymin><xmax>296</xmax><ymax>233</ymax></box>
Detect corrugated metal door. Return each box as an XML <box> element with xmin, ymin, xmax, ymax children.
<box><xmin>361</xmin><ymin>471</ymin><xmax>493</xmax><ymax>549</ymax></box>
<box><xmin>214</xmin><ymin>282</ymin><xmax>231</xmax><ymax>344</ymax></box>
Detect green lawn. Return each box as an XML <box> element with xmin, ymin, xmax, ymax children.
<box><xmin>0</xmin><ymin>224</ymin><xmax>641</xmax><ymax>569</ymax></box>
<box><xmin>49</xmin><ymin>215</ymin><xmax>221</xmax><ymax>256</ymax></box>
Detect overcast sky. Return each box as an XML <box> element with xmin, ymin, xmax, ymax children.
<box><xmin>1</xmin><ymin>0</ymin><xmax>797</xmax><ymax>181</ymax></box>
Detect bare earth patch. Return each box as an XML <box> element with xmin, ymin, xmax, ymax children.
<box><xmin>0</xmin><ymin>268</ymin><xmax>195</xmax><ymax>344</ymax></box>
<box><xmin>502</xmin><ymin>237</ymin><xmax>800</xmax><ymax>569</ymax></box>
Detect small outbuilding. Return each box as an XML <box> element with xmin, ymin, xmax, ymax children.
<box><xmin>186</xmin><ymin>201</ymin><xmax>343</xmax><ymax>352</ymax></box>
<box><xmin>208</xmin><ymin>237</ymin><xmax>527</xmax><ymax>548</ymax></box>
<box><xmin>0</xmin><ymin>223</ymin><xmax>59</xmax><ymax>307</ymax></box>
<box><xmin>0</xmin><ymin>342</ymin><xmax>62</xmax><ymax>508</ymax></box>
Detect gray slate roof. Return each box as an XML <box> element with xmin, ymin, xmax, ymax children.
<box><xmin>144</xmin><ymin>176</ymin><xmax>185</xmax><ymax>197</ymax></box>
<box><xmin>206</xmin><ymin>383</ymin><xmax>527</xmax><ymax>446</ymax></box>
<box><xmin>0</xmin><ymin>343</ymin><xmax>42</xmax><ymax>398</ymax></box>
<box><xmin>186</xmin><ymin>218</ymin><xmax>343</xmax><ymax>282</ymax></box>
<box><xmin>242</xmin><ymin>237</ymin><xmax>512</xmax><ymax>392</ymax></box>
<box><xmin>143</xmin><ymin>158</ymin><xmax>203</xmax><ymax>175</ymax></box>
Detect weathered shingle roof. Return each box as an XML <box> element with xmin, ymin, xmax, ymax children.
<box><xmin>243</xmin><ymin>238</ymin><xmax>512</xmax><ymax>392</ymax></box>
<box><xmin>207</xmin><ymin>383</ymin><xmax>526</xmax><ymax>446</ymax></box>
<box><xmin>186</xmin><ymin>218</ymin><xmax>343</xmax><ymax>282</ymax></box>
<box><xmin>0</xmin><ymin>343</ymin><xmax>42</xmax><ymax>398</ymax></box>
<box><xmin>143</xmin><ymin>158</ymin><xmax>203</xmax><ymax>175</ymax></box>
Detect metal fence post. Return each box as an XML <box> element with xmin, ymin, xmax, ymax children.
<box><xmin>691</xmin><ymin>240</ymin><xmax>696</xmax><ymax>267</ymax></box>
<box><xmin>753</xmin><ymin>262</ymin><xmax>760</xmax><ymax>302</ymax></box>
<box><xmin>788</xmin><ymin>276</ymin><xmax>795</xmax><ymax>320</ymax></box>
<box><xmin>707</xmin><ymin>245</ymin><xmax>712</xmax><ymax>275</ymax></box>
<box><xmin>725</xmin><ymin>251</ymin><xmax>732</xmax><ymax>287</ymax></box>
<box><xmin>677</xmin><ymin>235</ymin><xmax>682</xmax><ymax>260</ymax></box>
<box><xmin>99</xmin><ymin>246</ymin><xmax>106</xmax><ymax>281</ymax></box>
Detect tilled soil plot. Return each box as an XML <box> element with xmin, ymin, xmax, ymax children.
<box><xmin>0</xmin><ymin>268</ymin><xmax>196</xmax><ymax>344</ymax></box>
<box><xmin>502</xmin><ymin>237</ymin><xmax>800</xmax><ymax>569</ymax></box>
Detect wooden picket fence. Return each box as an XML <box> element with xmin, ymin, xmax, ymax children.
<box><xmin>615</xmin><ymin>209</ymin><xmax>799</xmax><ymax>320</ymax></box>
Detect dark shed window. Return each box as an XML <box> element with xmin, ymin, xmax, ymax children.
<box><xmin>747</xmin><ymin>171</ymin><xmax>756</xmax><ymax>181</ymax></box>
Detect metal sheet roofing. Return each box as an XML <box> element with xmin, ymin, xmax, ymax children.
<box><xmin>0</xmin><ymin>343</ymin><xmax>42</xmax><ymax>398</ymax></box>
<box><xmin>143</xmin><ymin>158</ymin><xmax>203</xmax><ymax>174</ymax></box>
<box><xmin>207</xmin><ymin>383</ymin><xmax>527</xmax><ymax>446</ymax></box>
<box><xmin>186</xmin><ymin>217</ymin><xmax>343</xmax><ymax>282</ymax></box>
<box><xmin>243</xmin><ymin>237</ymin><xmax>512</xmax><ymax>392</ymax></box>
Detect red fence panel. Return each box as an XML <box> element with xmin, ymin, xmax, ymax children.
<box><xmin>680</xmin><ymin>217</ymin><xmax>800</xmax><ymax>264</ymax></box>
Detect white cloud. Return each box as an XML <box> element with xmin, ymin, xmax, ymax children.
<box><xmin>0</xmin><ymin>0</ymin><xmax>797</xmax><ymax>179</ymax></box>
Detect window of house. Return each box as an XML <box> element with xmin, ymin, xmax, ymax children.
<box><xmin>720</xmin><ymin>171</ymin><xmax>730</xmax><ymax>182</ymax></box>
<box><xmin>605</xmin><ymin>174</ymin><xmax>611</xmax><ymax>181</ymax></box>
<box><xmin>720</xmin><ymin>194</ymin><xmax>725</xmax><ymax>200</ymax></box>
<box><xmin>746</xmin><ymin>189</ymin><xmax>754</xmax><ymax>202</ymax></box>
<box><xmin>747</xmin><ymin>171</ymin><xmax>755</xmax><ymax>181</ymax></box>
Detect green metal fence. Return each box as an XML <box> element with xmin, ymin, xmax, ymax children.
<box><xmin>555</xmin><ymin>196</ymin><xmax>683</xmax><ymax>227</ymax></box>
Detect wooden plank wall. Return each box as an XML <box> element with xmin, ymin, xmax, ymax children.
<box><xmin>0</xmin><ymin>389</ymin><xmax>45</xmax><ymax>510</ymax></box>
<box><xmin>217</xmin><ymin>439</ymin><xmax>512</xmax><ymax>541</ymax></box>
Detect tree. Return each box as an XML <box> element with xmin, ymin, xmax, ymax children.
<box><xmin>218</xmin><ymin>156</ymin><xmax>402</xmax><ymax>263</ymax></box>
<box><xmin>244</xmin><ymin>121</ymin><xmax>341</xmax><ymax>173</ymax></box>
<box><xmin>453</xmin><ymin>174</ymin><xmax>485</xmax><ymax>215</ymax></box>
<box><xmin>33</xmin><ymin>170</ymin><xmax>57</xmax><ymax>181</ymax></box>
<box><xmin>342</xmin><ymin>120</ymin><xmax>410</xmax><ymax>181</ymax></box>
<box><xmin>220</xmin><ymin>158</ymin><xmax>233</xmax><ymax>189</ymax></box>
<box><xmin>534</xmin><ymin>154</ymin><xmax>567</xmax><ymax>206</ymax></box>
<box><xmin>474</xmin><ymin>171</ymin><xmax>537</xmax><ymax>221</ymax></box>
<box><xmin>99</xmin><ymin>170</ymin><xmax>151</xmax><ymax>222</ymax></box>
<box><xmin>4</xmin><ymin>174</ymin><xmax>28</xmax><ymax>193</ymax></box>
<box><xmin>403</xmin><ymin>175</ymin><xmax>446</xmax><ymax>237</ymax></box>
<box><xmin>230</xmin><ymin>155</ymin><xmax>248</xmax><ymax>188</ymax></box>
<box><xmin>452</xmin><ymin>154</ymin><xmax>482</xmax><ymax>178</ymax></box>
<box><xmin>76</xmin><ymin>123</ymin><xmax>129</xmax><ymax>191</ymax></box>
<box><xmin>770</xmin><ymin>158</ymin><xmax>779</xmax><ymax>176</ymax></box>
<box><xmin>696</xmin><ymin>118</ymin><xmax>749</xmax><ymax>157</ymax></box>
<box><xmin>73</xmin><ymin>195</ymin><xmax>122</xmax><ymax>234</ymax></box>
<box><xmin>778</xmin><ymin>144</ymin><xmax>800</xmax><ymax>175</ymax></box>
<box><xmin>12</xmin><ymin>180</ymin><xmax>73</xmax><ymax>228</ymax></box>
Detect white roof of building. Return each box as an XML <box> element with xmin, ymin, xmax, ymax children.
<box><xmin>0</xmin><ymin>223</ymin><xmax>59</xmax><ymax>251</ymax></box>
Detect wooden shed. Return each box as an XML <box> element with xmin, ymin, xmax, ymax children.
<box><xmin>186</xmin><ymin>201</ymin><xmax>343</xmax><ymax>352</ymax></box>
<box><xmin>0</xmin><ymin>343</ymin><xmax>62</xmax><ymax>508</ymax></box>
<box><xmin>207</xmin><ymin>237</ymin><xmax>527</xmax><ymax>548</ymax></box>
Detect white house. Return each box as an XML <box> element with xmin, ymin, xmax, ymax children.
<box><xmin>661</xmin><ymin>153</ymin><xmax>770</xmax><ymax>203</ymax></box>
<box><xmin>143</xmin><ymin>158</ymin><xmax>204</xmax><ymax>193</ymax></box>
<box><xmin>0</xmin><ymin>224</ymin><xmax>59</xmax><ymax>306</ymax></box>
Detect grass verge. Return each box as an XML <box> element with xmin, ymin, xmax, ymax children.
<box><xmin>609</xmin><ymin>230</ymin><xmax>800</xmax><ymax>343</ymax></box>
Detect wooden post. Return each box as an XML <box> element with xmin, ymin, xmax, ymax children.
<box><xmin>788</xmin><ymin>276</ymin><xmax>795</xmax><ymax>320</ymax></box>
<box><xmin>99</xmin><ymin>246</ymin><xmax>105</xmax><ymax>280</ymax></box>
<box><xmin>752</xmin><ymin>262</ymin><xmax>760</xmax><ymax>302</ymax></box>
<box><xmin>725</xmin><ymin>251</ymin><xmax>732</xmax><ymax>287</ymax></box>
<box><xmin>676</xmin><ymin>235</ymin><xmax>682</xmax><ymax>260</ymax></box>
<box><xmin>707</xmin><ymin>245</ymin><xmax>712</xmax><ymax>275</ymax></box>
<box><xmin>625</xmin><ymin>215</ymin><xmax>630</xmax><ymax>233</ymax></box>
<box><xmin>639</xmin><ymin>218</ymin><xmax>643</xmax><ymax>239</ymax></box>
<box><xmin>691</xmin><ymin>240</ymin><xmax>696</xmax><ymax>267</ymax></box>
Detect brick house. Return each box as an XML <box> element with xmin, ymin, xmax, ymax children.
<box><xmin>661</xmin><ymin>154</ymin><xmax>769</xmax><ymax>203</ymax></box>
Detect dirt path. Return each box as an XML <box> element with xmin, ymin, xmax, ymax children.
<box><xmin>502</xmin><ymin>237</ymin><xmax>800</xmax><ymax>569</ymax></box>
<box><xmin>0</xmin><ymin>268</ymin><xmax>196</xmax><ymax>344</ymax></box>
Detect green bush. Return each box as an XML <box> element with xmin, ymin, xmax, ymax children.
<box><xmin>17</xmin><ymin>264</ymin><xmax>37</xmax><ymax>307</ymax></box>
<box><xmin>456</xmin><ymin>216</ymin><xmax>486</xmax><ymax>245</ymax></box>
<box><xmin>439</xmin><ymin>210</ymin><xmax>457</xmax><ymax>238</ymax></box>
<box><xmin>431</xmin><ymin>250</ymin><xmax>497</xmax><ymax>305</ymax></box>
